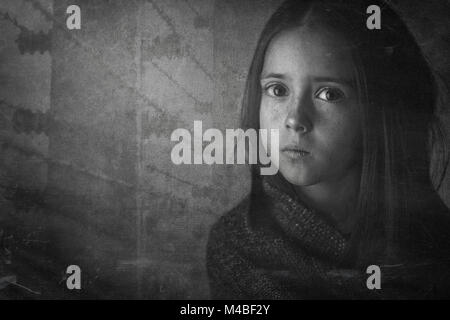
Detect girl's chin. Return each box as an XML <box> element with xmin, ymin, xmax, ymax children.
<box><xmin>279</xmin><ymin>168</ymin><xmax>317</xmax><ymax>187</ymax></box>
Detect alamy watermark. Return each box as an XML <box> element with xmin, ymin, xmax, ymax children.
<box><xmin>170</xmin><ymin>121</ymin><xmax>279</xmax><ymax>175</ymax></box>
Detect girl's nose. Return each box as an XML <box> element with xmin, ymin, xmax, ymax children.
<box><xmin>284</xmin><ymin>97</ymin><xmax>312</xmax><ymax>133</ymax></box>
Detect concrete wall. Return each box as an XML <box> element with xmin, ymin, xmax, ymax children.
<box><xmin>0</xmin><ymin>0</ymin><xmax>449</xmax><ymax>299</ymax></box>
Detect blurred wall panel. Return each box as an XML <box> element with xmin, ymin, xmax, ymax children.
<box><xmin>46</xmin><ymin>0</ymin><xmax>140</xmax><ymax>298</ymax></box>
<box><xmin>0</xmin><ymin>0</ymin><xmax>54</xmax><ymax>298</ymax></box>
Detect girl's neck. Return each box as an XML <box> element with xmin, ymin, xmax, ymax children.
<box><xmin>294</xmin><ymin>166</ymin><xmax>361</xmax><ymax>235</ymax></box>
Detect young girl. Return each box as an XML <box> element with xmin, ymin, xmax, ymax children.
<box><xmin>207</xmin><ymin>0</ymin><xmax>450</xmax><ymax>299</ymax></box>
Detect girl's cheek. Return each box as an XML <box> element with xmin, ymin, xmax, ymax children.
<box><xmin>261</xmin><ymin>101</ymin><xmax>286</xmax><ymax>127</ymax></box>
<box><xmin>322</xmin><ymin>108</ymin><xmax>361</xmax><ymax>151</ymax></box>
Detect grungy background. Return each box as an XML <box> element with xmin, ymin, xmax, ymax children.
<box><xmin>0</xmin><ymin>0</ymin><xmax>449</xmax><ymax>299</ymax></box>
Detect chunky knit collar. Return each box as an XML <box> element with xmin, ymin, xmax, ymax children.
<box><xmin>261</xmin><ymin>175</ymin><xmax>349</xmax><ymax>264</ymax></box>
<box><xmin>207</xmin><ymin>174</ymin><xmax>450</xmax><ymax>299</ymax></box>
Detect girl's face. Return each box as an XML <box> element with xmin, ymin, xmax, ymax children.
<box><xmin>259</xmin><ymin>25</ymin><xmax>362</xmax><ymax>186</ymax></box>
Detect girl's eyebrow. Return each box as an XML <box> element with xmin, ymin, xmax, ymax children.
<box><xmin>260</xmin><ymin>73</ymin><xmax>288</xmax><ymax>80</ymax></box>
<box><xmin>312</xmin><ymin>76</ymin><xmax>353</xmax><ymax>87</ymax></box>
<box><xmin>260</xmin><ymin>73</ymin><xmax>353</xmax><ymax>87</ymax></box>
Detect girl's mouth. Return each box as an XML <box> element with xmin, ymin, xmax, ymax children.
<box><xmin>281</xmin><ymin>145</ymin><xmax>310</xmax><ymax>159</ymax></box>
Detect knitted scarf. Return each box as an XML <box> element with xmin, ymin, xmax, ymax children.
<box><xmin>206</xmin><ymin>175</ymin><xmax>450</xmax><ymax>299</ymax></box>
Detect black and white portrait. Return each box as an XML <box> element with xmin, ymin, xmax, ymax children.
<box><xmin>0</xmin><ymin>0</ymin><xmax>449</xmax><ymax>300</ymax></box>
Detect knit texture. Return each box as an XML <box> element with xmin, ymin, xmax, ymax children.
<box><xmin>206</xmin><ymin>176</ymin><xmax>450</xmax><ymax>299</ymax></box>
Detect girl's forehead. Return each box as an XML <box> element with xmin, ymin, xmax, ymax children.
<box><xmin>262</xmin><ymin>26</ymin><xmax>355</xmax><ymax>81</ymax></box>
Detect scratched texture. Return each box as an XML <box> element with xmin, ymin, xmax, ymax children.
<box><xmin>0</xmin><ymin>0</ymin><xmax>449</xmax><ymax>299</ymax></box>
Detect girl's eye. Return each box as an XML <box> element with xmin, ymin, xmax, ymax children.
<box><xmin>265</xmin><ymin>84</ymin><xmax>289</xmax><ymax>97</ymax></box>
<box><xmin>315</xmin><ymin>87</ymin><xmax>345</xmax><ymax>102</ymax></box>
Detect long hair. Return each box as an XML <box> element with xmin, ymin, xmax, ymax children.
<box><xmin>241</xmin><ymin>0</ymin><xmax>449</xmax><ymax>266</ymax></box>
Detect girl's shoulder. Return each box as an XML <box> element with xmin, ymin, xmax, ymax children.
<box><xmin>417</xmin><ymin>199</ymin><xmax>450</xmax><ymax>253</ymax></box>
<box><xmin>205</xmin><ymin>196</ymin><xmax>253</xmax><ymax>299</ymax></box>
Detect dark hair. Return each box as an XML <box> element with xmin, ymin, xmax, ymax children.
<box><xmin>241</xmin><ymin>0</ymin><xmax>449</xmax><ymax>266</ymax></box>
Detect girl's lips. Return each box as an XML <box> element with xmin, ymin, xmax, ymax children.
<box><xmin>281</xmin><ymin>146</ymin><xmax>310</xmax><ymax>159</ymax></box>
